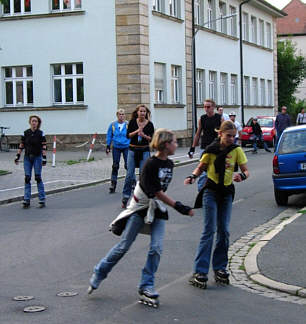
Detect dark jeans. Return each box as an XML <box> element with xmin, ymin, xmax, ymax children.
<box><xmin>24</xmin><ymin>155</ymin><xmax>45</xmax><ymax>202</ymax></box>
<box><xmin>111</xmin><ymin>147</ymin><xmax>129</xmax><ymax>182</ymax></box>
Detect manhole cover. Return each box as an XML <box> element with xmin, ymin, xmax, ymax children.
<box><xmin>13</xmin><ymin>296</ymin><xmax>34</xmax><ymax>301</ymax></box>
<box><xmin>56</xmin><ymin>291</ymin><xmax>78</xmax><ymax>297</ymax></box>
<box><xmin>24</xmin><ymin>306</ymin><xmax>46</xmax><ymax>313</ymax></box>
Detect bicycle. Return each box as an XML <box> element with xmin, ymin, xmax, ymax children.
<box><xmin>0</xmin><ymin>126</ymin><xmax>10</xmax><ymax>152</ymax></box>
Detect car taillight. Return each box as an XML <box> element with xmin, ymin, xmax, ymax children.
<box><xmin>273</xmin><ymin>155</ymin><xmax>280</xmax><ymax>174</ymax></box>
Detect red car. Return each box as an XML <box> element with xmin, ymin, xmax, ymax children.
<box><xmin>241</xmin><ymin>116</ymin><xmax>276</xmax><ymax>147</ymax></box>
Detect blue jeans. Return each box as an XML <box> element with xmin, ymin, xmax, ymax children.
<box><xmin>24</xmin><ymin>155</ymin><xmax>45</xmax><ymax>202</ymax></box>
<box><xmin>111</xmin><ymin>147</ymin><xmax>129</xmax><ymax>182</ymax></box>
<box><xmin>94</xmin><ymin>213</ymin><xmax>166</xmax><ymax>290</ymax></box>
<box><xmin>252</xmin><ymin>134</ymin><xmax>269</xmax><ymax>151</ymax></box>
<box><xmin>194</xmin><ymin>189</ymin><xmax>232</xmax><ymax>274</ymax></box>
<box><xmin>122</xmin><ymin>149</ymin><xmax>150</xmax><ymax>199</ymax></box>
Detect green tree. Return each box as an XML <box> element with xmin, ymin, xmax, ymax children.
<box><xmin>277</xmin><ymin>40</ymin><xmax>306</xmax><ymax>114</ymax></box>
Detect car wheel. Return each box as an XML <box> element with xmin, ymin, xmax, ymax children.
<box><xmin>241</xmin><ymin>141</ymin><xmax>246</xmax><ymax>147</ymax></box>
<box><xmin>274</xmin><ymin>189</ymin><xmax>288</xmax><ymax>206</ymax></box>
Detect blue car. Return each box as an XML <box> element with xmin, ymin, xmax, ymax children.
<box><xmin>272</xmin><ymin>125</ymin><xmax>306</xmax><ymax>206</ymax></box>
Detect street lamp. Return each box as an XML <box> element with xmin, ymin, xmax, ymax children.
<box><xmin>191</xmin><ymin>4</ymin><xmax>238</xmax><ymax>139</ymax></box>
<box><xmin>239</xmin><ymin>0</ymin><xmax>251</xmax><ymax>126</ymax></box>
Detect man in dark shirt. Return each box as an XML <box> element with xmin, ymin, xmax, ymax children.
<box><xmin>275</xmin><ymin>106</ymin><xmax>291</xmax><ymax>143</ymax></box>
<box><xmin>188</xmin><ymin>99</ymin><xmax>221</xmax><ymax>190</ymax></box>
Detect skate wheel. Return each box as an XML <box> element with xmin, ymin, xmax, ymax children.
<box><xmin>87</xmin><ymin>286</ymin><xmax>95</xmax><ymax>295</ymax></box>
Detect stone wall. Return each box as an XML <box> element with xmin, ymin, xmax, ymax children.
<box><xmin>115</xmin><ymin>0</ymin><xmax>150</xmax><ymax>118</ymax></box>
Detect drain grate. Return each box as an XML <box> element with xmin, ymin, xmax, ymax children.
<box><xmin>56</xmin><ymin>291</ymin><xmax>78</xmax><ymax>297</ymax></box>
<box><xmin>24</xmin><ymin>305</ymin><xmax>47</xmax><ymax>313</ymax></box>
<box><xmin>13</xmin><ymin>296</ymin><xmax>34</xmax><ymax>301</ymax></box>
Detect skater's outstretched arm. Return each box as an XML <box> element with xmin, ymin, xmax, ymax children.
<box><xmin>155</xmin><ymin>191</ymin><xmax>194</xmax><ymax>217</ymax></box>
<box><xmin>184</xmin><ymin>162</ymin><xmax>207</xmax><ymax>185</ymax></box>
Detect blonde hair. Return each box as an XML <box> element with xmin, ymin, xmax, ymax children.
<box><xmin>116</xmin><ymin>108</ymin><xmax>125</xmax><ymax>116</ymax></box>
<box><xmin>150</xmin><ymin>128</ymin><xmax>175</xmax><ymax>151</ymax></box>
<box><xmin>217</xmin><ymin>120</ymin><xmax>236</xmax><ymax>136</ymax></box>
<box><xmin>29</xmin><ymin>115</ymin><xmax>42</xmax><ymax>129</ymax></box>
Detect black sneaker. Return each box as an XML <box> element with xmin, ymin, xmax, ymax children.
<box><xmin>122</xmin><ymin>197</ymin><xmax>128</xmax><ymax>209</ymax></box>
<box><xmin>22</xmin><ymin>200</ymin><xmax>30</xmax><ymax>208</ymax></box>
<box><xmin>39</xmin><ymin>201</ymin><xmax>46</xmax><ymax>208</ymax></box>
<box><xmin>265</xmin><ymin>148</ymin><xmax>272</xmax><ymax>153</ymax></box>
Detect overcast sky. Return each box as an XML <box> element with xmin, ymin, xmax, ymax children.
<box><xmin>266</xmin><ymin>0</ymin><xmax>306</xmax><ymax>10</ymax></box>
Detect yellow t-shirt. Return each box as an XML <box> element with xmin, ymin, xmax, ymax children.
<box><xmin>200</xmin><ymin>147</ymin><xmax>248</xmax><ymax>186</ymax></box>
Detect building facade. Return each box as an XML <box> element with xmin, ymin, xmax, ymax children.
<box><xmin>277</xmin><ymin>0</ymin><xmax>306</xmax><ymax>102</ymax></box>
<box><xmin>0</xmin><ymin>0</ymin><xmax>285</xmax><ymax>147</ymax></box>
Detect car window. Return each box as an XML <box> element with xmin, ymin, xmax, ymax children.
<box><xmin>279</xmin><ymin>130</ymin><xmax>306</xmax><ymax>154</ymax></box>
<box><xmin>258</xmin><ymin>119</ymin><xmax>273</xmax><ymax>127</ymax></box>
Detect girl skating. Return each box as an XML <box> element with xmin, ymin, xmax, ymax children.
<box><xmin>185</xmin><ymin>120</ymin><xmax>249</xmax><ymax>288</ymax></box>
<box><xmin>88</xmin><ymin>129</ymin><xmax>193</xmax><ymax>307</ymax></box>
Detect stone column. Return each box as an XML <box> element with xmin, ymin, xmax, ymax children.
<box><xmin>185</xmin><ymin>0</ymin><xmax>193</xmax><ymax>138</ymax></box>
<box><xmin>273</xmin><ymin>18</ymin><xmax>279</xmax><ymax>115</ymax></box>
<box><xmin>115</xmin><ymin>0</ymin><xmax>150</xmax><ymax>117</ymax></box>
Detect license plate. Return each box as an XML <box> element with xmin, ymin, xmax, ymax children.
<box><xmin>301</xmin><ymin>163</ymin><xmax>306</xmax><ymax>171</ymax></box>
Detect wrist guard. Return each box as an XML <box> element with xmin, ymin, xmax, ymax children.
<box><xmin>42</xmin><ymin>155</ymin><xmax>47</xmax><ymax>166</ymax></box>
<box><xmin>239</xmin><ymin>172</ymin><xmax>247</xmax><ymax>181</ymax></box>
<box><xmin>188</xmin><ymin>147</ymin><xmax>195</xmax><ymax>158</ymax></box>
<box><xmin>106</xmin><ymin>145</ymin><xmax>111</xmax><ymax>153</ymax></box>
<box><xmin>14</xmin><ymin>153</ymin><xmax>20</xmax><ymax>162</ymax></box>
<box><xmin>174</xmin><ymin>201</ymin><xmax>192</xmax><ymax>215</ymax></box>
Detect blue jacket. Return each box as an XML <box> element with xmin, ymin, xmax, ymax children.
<box><xmin>106</xmin><ymin>121</ymin><xmax>130</xmax><ymax>149</ymax></box>
<box><xmin>275</xmin><ymin>113</ymin><xmax>291</xmax><ymax>134</ymax></box>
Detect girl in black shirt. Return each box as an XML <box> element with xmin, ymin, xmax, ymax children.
<box><xmin>88</xmin><ymin>129</ymin><xmax>193</xmax><ymax>307</ymax></box>
<box><xmin>14</xmin><ymin>115</ymin><xmax>47</xmax><ymax>208</ymax></box>
<box><xmin>122</xmin><ymin>104</ymin><xmax>154</xmax><ymax>208</ymax></box>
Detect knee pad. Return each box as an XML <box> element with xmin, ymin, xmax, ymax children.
<box><xmin>112</xmin><ymin>163</ymin><xmax>119</xmax><ymax>172</ymax></box>
<box><xmin>25</xmin><ymin>175</ymin><xmax>31</xmax><ymax>184</ymax></box>
<box><xmin>35</xmin><ymin>175</ymin><xmax>42</xmax><ymax>183</ymax></box>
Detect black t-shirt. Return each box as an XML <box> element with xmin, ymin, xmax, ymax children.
<box><xmin>138</xmin><ymin>156</ymin><xmax>174</xmax><ymax>220</ymax></box>
<box><xmin>21</xmin><ymin>129</ymin><xmax>46</xmax><ymax>156</ymax></box>
<box><xmin>127</xmin><ymin>119</ymin><xmax>154</xmax><ymax>148</ymax></box>
<box><xmin>200</xmin><ymin>113</ymin><xmax>222</xmax><ymax>149</ymax></box>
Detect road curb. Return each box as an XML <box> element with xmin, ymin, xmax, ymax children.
<box><xmin>0</xmin><ymin>158</ymin><xmax>198</xmax><ymax>206</ymax></box>
<box><xmin>244</xmin><ymin>208</ymin><xmax>306</xmax><ymax>298</ymax></box>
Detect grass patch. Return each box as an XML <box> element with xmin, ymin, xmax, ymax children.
<box><xmin>281</xmin><ymin>216</ymin><xmax>290</xmax><ymax>222</ymax></box>
<box><xmin>249</xmin><ymin>242</ymin><xmax>256</xmax><ymax>248</ymax></box>
<box><xmin>298</xmin><ymin>209</ymin><xmax>306</xmax><ymax>214</ymax></box>
<box><xmin>66</xmin><ymin>157</ymin><xmax>94</xmax><ymax>165</ymax></box>
<box><xmin>239</xmin><ymin>264</ymin><xmax>246</xmax><ymax>271</ymax></box>
<box><xmin>0</xmin><ymin>170</ymin><xmax>11</xmax><ymax>176</ymax></box>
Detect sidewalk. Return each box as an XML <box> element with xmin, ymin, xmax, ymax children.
<box><xmin>0</xmin><ymin>147</ymin><xmax>198</xmax><ymax>205</ymax></box>
<box><xmin>1</xmin><ymin>147</ymin><xmax>305</xmax><ymax>300</ymax></box>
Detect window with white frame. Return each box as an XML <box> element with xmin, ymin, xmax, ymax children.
<box><xmin>196</xmin><ymin>69</ymin><xmax>205</xmax><ymax>104</ymax></box>
<box><xmin>252</xmin><ymin>77</ymin><xmax>258</xmax><ymax>106</ymax></box>
<box><xmin>52</xmin><ymin>63</ymin><xmax>84</xmax><ymax>105</ymax></box>
<box><xmin>209</xmin><ymin>71</ymin><xmax>217</xmax><ymax>102</ymax></box>
<box><xmin>251</xmin><ymin>16</ymin><xmax>257</xmax><ymax>44</ymax></box>
<box><xmin>153</xmin><ymin>0</ymin><xmax>164</xmax><ymax>13</ymax></box>
<box><xmin>154</xmin><ymin>63</ymin><xmax>166</xmax><ymax>104</ymax></box>
<box><xmin>4</xmin><ymin>66</ymin><xmax>33</xmax><ymax>106</ymax></box>
<box><xmin>266</xmin><ymin>22</ymin><xmax>272</xmax><ymax>48</ymax></box>
<box><xmin>242</xmin><ymin>12</ymin><xmax>249</xmax><ymax>41</ymax></box>
<box><xmin>2</xmin><ymin>0</ymin><xmax>31</xmax><ymax>15</ymax></box>
<box><xmin>194</xmin><ymin>0</ymin><xmax>204</xmax><ymax>25</ymax></box>
<box><xmin>229</xmin><ymin>6</ymin><xmax>237</xmax><ymax>37</ymax></box>
<box><xmin>207</xmin><ymin>0</ymin><xmax>216</xmax><ymax>29</ymax></box>
<box><xmin>267</xmin><ymin>80</ymin><xmax>272</xmax><ymax>106</ymax></box>
<box><xmin>219</xmin><ymin>1</ymin><xmax>227</xmax><ymax>34</ymax></box>
<box><xmin>244</xmin><ymin>76</ymin><xmax>250</xmax><ymax>105</ymax></box>
<box><xmin>220</xmin><ymin>73</ymin><xmax>228</xmax><ymax>105</ymax></box>
<box><xmin>259</xmin><ymin>19</ymin><xmax>265</xmax><ymax>46</ymax></box>
<box><xmin>230</xmin><ymin>74</ymin><xmax>238</xmax><ymax>105</ymax></box>
<box><xmin>169</xmin><ymin>0</ymin><xmax>180</xmax><ymax>18</ymax></box>
<box><xmin>260</xmin><ymin>78</ymin><xmax>265</xmax><ymax>105</ymax></box>
<box><xmin>52</xmin><ymin>0</ymin><xmax>82</xmax><ymax>11</ymax></box>
<box><xmin>171</xmin><ymin>65</ymin><xmax>181</xmax><ymax>104</ymax></box>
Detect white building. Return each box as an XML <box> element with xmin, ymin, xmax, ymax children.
<box><xmin>0</xmin><ymin>0</ymin><xmax>285</xmax><ymax>147</ymax></box>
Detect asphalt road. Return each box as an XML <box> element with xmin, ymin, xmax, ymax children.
<box><xmin>1</xmin><ymin>151</ymin><xmax>306</xmax><ymax>324</ymax></box>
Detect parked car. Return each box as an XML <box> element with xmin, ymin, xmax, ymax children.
<box><xmin>272</xmin><ymin>125</ymin><xmax>306</xmax><ymax>206</ymax></box>
<box><xmin>241</xmin><ymin>116</ymin><xmax>276</xmax><ymax>147</ymax></box>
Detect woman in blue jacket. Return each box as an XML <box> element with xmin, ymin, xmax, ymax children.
<box><xmin>106</xmin><ymin>109</ymin><xmax>130</xmax><ymax>193</ymax></box>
